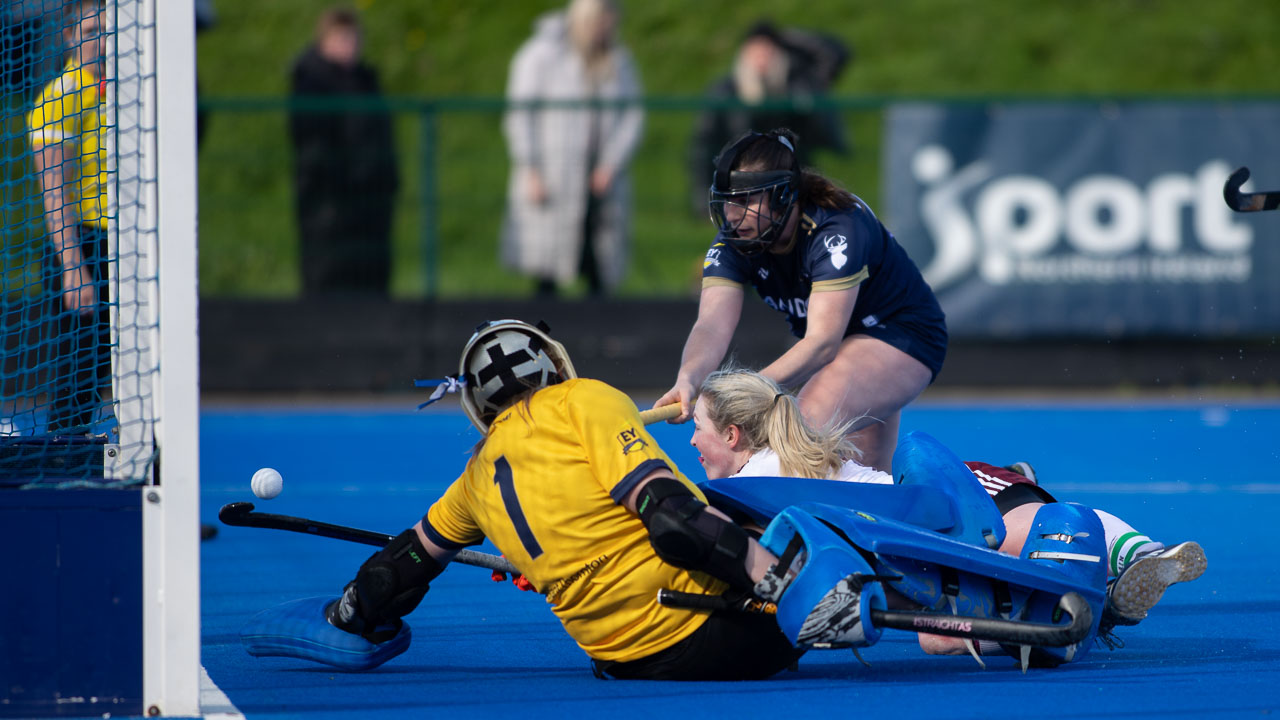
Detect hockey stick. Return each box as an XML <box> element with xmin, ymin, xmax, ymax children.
<box><xmin>657</xmin><ymin>588</ymin><xmax>1093</xmax><ymax>648</ymax></box>
<box><xmin>219</xmin><ymin>406</ymin><xmax>677</xmax><ymax>573</ymax></box>
<box><xmin>1224</xmin><ymin>166</ymin><xmax>1280</xmax><ymax>212</ymax></box>
<box><xmin>220</xmin><ymin>501</ymin><xmax>1092</xmax><ymax>646</ymax></box>
<box><xmin>218</xmin><ymin>501</ymin><xmax>519</xmax><ymax>574</ymax></box>
<box><xmin>639</xmin><ymin>402</ymin><xmax>682</xmax><ymax>424</ymax></box>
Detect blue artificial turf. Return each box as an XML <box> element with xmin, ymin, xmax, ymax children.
<box><xmin>200</xmin><ymin>400</ymin><xmax>1280</xmax><ymax>719</ymax></box>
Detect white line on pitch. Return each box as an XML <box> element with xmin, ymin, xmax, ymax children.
<box><xmin>200</xmin><ymin>665</ymin><xmax>245</xmax><ymax>720</ymax></box>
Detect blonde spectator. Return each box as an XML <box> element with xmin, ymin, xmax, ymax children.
<box><xmin>501</xmin><ymin>0</ymin><xmax>644</xmax><ymax>297</ymax></box>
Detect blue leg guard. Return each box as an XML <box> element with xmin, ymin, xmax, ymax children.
<box><xmin>756</xmin><ymin>507</ymin><xmax>887</xmax><ymax>648</ymax></box>
<box><xmin>894</xmin><ymin>431</ymin><xmax>1006</xmax><ymax>550</ymax></box>
<box><xmin>240</xmin><ymin>596</ymin><xmax>412</xmax><ymax>671</ymax></box>
<box><xmin>781</xmin><ymin>501</ymin><xmax>1103</xmax><ymax>662</ymax></box>
<box><xmin>1010</xmin><ymin>502</ymin><xmax>1107</xmax><ymax>666</ymax></box>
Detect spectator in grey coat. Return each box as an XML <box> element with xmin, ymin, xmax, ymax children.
<box><xmin>501</xmin><ymin>0</ymin><xmax>644</xmax><ymax>297</ymax></box>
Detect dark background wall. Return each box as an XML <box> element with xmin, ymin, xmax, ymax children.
<box><xmin>198</xmin><ymin>299</ymin><xmax>1280</xmax><ymax>395</ymax></box>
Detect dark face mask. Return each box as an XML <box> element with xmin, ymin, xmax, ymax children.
<box><xmin>708</xmin><ymin>170</ymin><xmax>796</xmax><ymax>255</ymax></box>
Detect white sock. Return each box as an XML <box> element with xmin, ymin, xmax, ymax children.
<box><xmin>1094</xmin><ymin>509</ymin><xmax>1164</xmax><ymax>577</ymax></box>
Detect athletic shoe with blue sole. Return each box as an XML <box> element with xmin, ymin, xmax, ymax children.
<box><xmin>1103</xmin><ymin>541</ymin><xmax>1207</xmax><ymax>627</ymax></box>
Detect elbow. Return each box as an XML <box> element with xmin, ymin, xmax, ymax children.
<box><xmin>810</xmin><ymin>336</ymin><xmax>842</xmax><ymax>367</ymax></box>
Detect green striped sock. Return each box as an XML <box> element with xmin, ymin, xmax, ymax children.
<box><xmin>1110</xmin><ymin>532</ymin><xmax>1163</xmax><ymax>576</ymax></box>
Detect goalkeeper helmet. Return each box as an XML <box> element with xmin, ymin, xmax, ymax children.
<box><xmin>459</xmin><ymin>319</ymin><xmax>577</xmax><ymax>432</ymax></box>
<box><xmin>708</xmin><ymin>129</ymin><xmax>802</xmax><ymax>256</ymax></box>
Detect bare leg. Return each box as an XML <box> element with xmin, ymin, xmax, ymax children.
<box><xmin>845</xmin><ymin>410</ymin><xmax>901</xmax><ymax>478</ymax></box>
<box><xmin>996</xmin><ymin>502</ymin><xmax>1044</xmax><ymax>558</ymax></box>
<box><xmin>797</xmin><ymin>334</ymin><xmax>931</xmax><ymax>473</ymax></box>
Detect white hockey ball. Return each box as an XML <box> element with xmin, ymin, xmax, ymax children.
<box><xmin>251</xmin><ymin>467</ymin><xmax>283</xmax><ymax>500</ymax></box>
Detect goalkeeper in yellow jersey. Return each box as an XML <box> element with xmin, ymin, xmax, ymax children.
<box><xmin>249</xmin><ymin>319</ymin><xmax>904</xmax><ymax>678</ymax></box>
<box><xmin>338</xmin><ymin>319</ymin><xmax>816</xmax><ymax>679</ymax></box>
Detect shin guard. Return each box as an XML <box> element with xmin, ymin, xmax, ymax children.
<box><xmin>1012</xmin><ymin>502</ymin><xmax>1107</xmax><ymax>666</ymax></box>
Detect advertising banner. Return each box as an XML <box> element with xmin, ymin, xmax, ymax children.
<box><xmin>884</xmin><ymin>102</ymin><xmax>1280</xmax><ymax>337</ymax></box>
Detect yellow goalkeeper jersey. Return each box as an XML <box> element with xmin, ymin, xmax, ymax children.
<box><xmin>424</xmin><ymin>378</ymin><xmax>727</xmax><ymax>662</ymax></box>
<box><xmin>27</xmin><ymin>61</ymin><xmax>108</xmax><ymax>229</ymax></box>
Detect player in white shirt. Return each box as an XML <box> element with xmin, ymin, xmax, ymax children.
<box><xmin>689</xmin><ymin>368</ymin><xmax>1206</xmax><ymax>651</ymax></box>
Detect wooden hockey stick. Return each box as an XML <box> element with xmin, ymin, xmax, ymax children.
<box><xmin>638</xmin><ymin>402</ymin><xmax>683</xmax><ymax>424</ymax></box>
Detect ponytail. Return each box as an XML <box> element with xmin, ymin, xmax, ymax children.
<box><xmin>798</xmin><ymin>170</ymin><xmax>858</xmax><ymax>211</ymax></box>
<box><xmin>699</xmin><ymin>368</ymin><xmax>861</xmax><ymax>480</ymax></box>
<box><xmin>764</xmin><ymin>393</ymin><xmax>860</xmax><ymax>479</ymax></box>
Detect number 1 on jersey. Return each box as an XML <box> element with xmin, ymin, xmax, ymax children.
<box><xmin>494</xmin><ymin>456</ymin><xmax>543</xmax><ymax>559</ymax></box>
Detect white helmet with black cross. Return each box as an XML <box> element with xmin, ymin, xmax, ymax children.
<box><xmin>458</xmin><ymin>319</ymin><xmax>577</xmax><ymax>432</ymax></box>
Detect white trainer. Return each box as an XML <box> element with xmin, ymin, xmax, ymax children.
<box><xmin>1104</xmin><ymin>541</ymin><xmax>1207</xmax><ymax>626</ymax></box>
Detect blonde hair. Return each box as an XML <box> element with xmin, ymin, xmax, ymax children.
<box><xmin>566</xmin><ymin>0</ymin><xmax>619</xmax><ymax>83</ymax></box>
<box><xmin>471</xmin><ymin>388</ymin><xmax>538</xmax><ymax>455</ymax></box>
<box><xmin>699</xmin><ymin>369</ymin><xmax>861</xmax><ymax>479</ymax></box>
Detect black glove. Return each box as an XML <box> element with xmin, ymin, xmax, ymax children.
<box><xmin>325</xmin><ymin>528</ymin><xmax>442</xmax><ymax>641</ymax></box>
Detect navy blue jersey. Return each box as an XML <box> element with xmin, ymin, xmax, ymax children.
<box><xmin>702</xmin><ymin>200</ymin><xmax>943</xmax><ymax>341</ymax></box>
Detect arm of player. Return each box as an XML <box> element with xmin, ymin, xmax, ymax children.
<box><xmin>759</xmin><ymin>284</ymin><xmax>858</xmax><ymax>389</ymax></box>
<box><xmin>622</xmin><ymin>466</ymin><xmax>776</xmax><ymax>589</ymax></box>
<box><xmin>655</xmin><ymin>283</ymin><xmax>744</xmax><ymax>422</ymax></box>
<box><xmin>326</xmin><ymin>520</ymin><xmax>457</xmax><ymax>641</ymax></box>
<box><xmin>31</xmin><ymin>141</ymin><xmax>95</xmax><ymax>314</ymax></box>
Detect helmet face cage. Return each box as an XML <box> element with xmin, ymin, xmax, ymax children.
<box><xmin>708</xmin><ymin>171</ymin><xmax>797</xmax><ymax>255</ymax></box>
<box><xmin>708</xmin><ymin>131</ymin><xmax>801</xmax><ymax>256</ymax></box>
<box><xmin>458</xmin><ymin>320</ymin><xmax>577</xmax><ymax>432</ymax></box>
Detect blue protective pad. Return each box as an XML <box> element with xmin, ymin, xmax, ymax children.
<box><xmin>893</xmin><ymin>431</ymin><xmax>1006</xmax><ymax>549</ymax></box>
<box><xmin>1014</xmin><ymin>502</ymin><xmax>1108</xmax><ymax>665</ymax></box>
<box><xmin>701</xmin><ymin>476</ymin><xmax>955</xmax><ymax>530</ymax></box>
<box><xmin>757</xmin><ymin>506</ymin><xmax>886</xmax><ymax>648</ymax></box>
<box><xmin>240</xmin><ymin>596</ymin><xmax>412</xmax><ymax>671</ymax></box>
<box><xmin>796</xmin><ymin>502</ymin><xmax>1106</xmax><ymax>618</ymax></box>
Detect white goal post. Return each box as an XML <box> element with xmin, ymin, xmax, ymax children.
<box><xmin>111</xmin><ymin>0</ymin><xmax>201</xmax><ymax>715</ymax></box>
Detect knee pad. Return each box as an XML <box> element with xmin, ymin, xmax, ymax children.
<box><xmin>756</xmin><ymin>507</ymin><xmax>887</xmax><ymax>648</ymax></box>
<box><xmin>894</xmin><ymin>431</ymin><xmax>1006</xmax><ymax>550</ymax></box>
<box><xmin>1015</xmin><ymin>502</ymin><xmax>1108</xmax><ymax>665</ymax></box>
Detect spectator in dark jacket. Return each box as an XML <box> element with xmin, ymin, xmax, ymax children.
<box><xmin>689</xmin><ymin>21</ymin><xmax>850</xmax><ymax>214</ymax></box>
<box><xmin>288</xmin><ymin>7</ymin><xmax>399</xmax><ymax>296</ymax></box>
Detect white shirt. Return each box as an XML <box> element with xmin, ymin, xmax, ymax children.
<box><xmin>733</xmin><ymin>448</ymin><xmax>894</xmax><ymax>484</ymax></box>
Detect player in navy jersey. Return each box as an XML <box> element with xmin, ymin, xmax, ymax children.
<box><xmin>656</xmin><ymin>128</ymin><xmax>946</xmax><ymax>473</ymax></box>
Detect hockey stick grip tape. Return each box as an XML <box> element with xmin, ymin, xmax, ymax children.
<box><xmin>639</xmin><ymin>403</ymin><xmax>682</xmax><ymax>425</ymax></box>
<box><xmin>657</xmin><ymin>589</ymin><xmax>734</xmax><ymax>611</ymax></box>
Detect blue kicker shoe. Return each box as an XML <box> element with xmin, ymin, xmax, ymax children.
<box><xmin>1102</xmin><ymin>541</ymin><xmax>1207</xmax><ymax>629</ymax></box>
<box><xmin>240</xmin><ymin>596</ymin><xmax>411</xmax><ymax>671</ymax></box>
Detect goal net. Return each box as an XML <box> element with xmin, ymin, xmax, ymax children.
<box><xmin>0</xmin><ymin>0</ymin><xmax>200</xmax><ymax>715</ymax></box>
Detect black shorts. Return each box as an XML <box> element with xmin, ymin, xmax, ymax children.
<box><xmin>854</xmin><ymin>309</ymin><xmax>948</xmax><ymax>381</ymax></box>
<box><xmin>992</xmin><ymin>482</ymin><xmax>1057</xmax><ymax>515</ymax></box>
<box><xmin>593</xmin><ymin>609</ymin><xmax>803</xmax><ymax>681</ymax></box>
